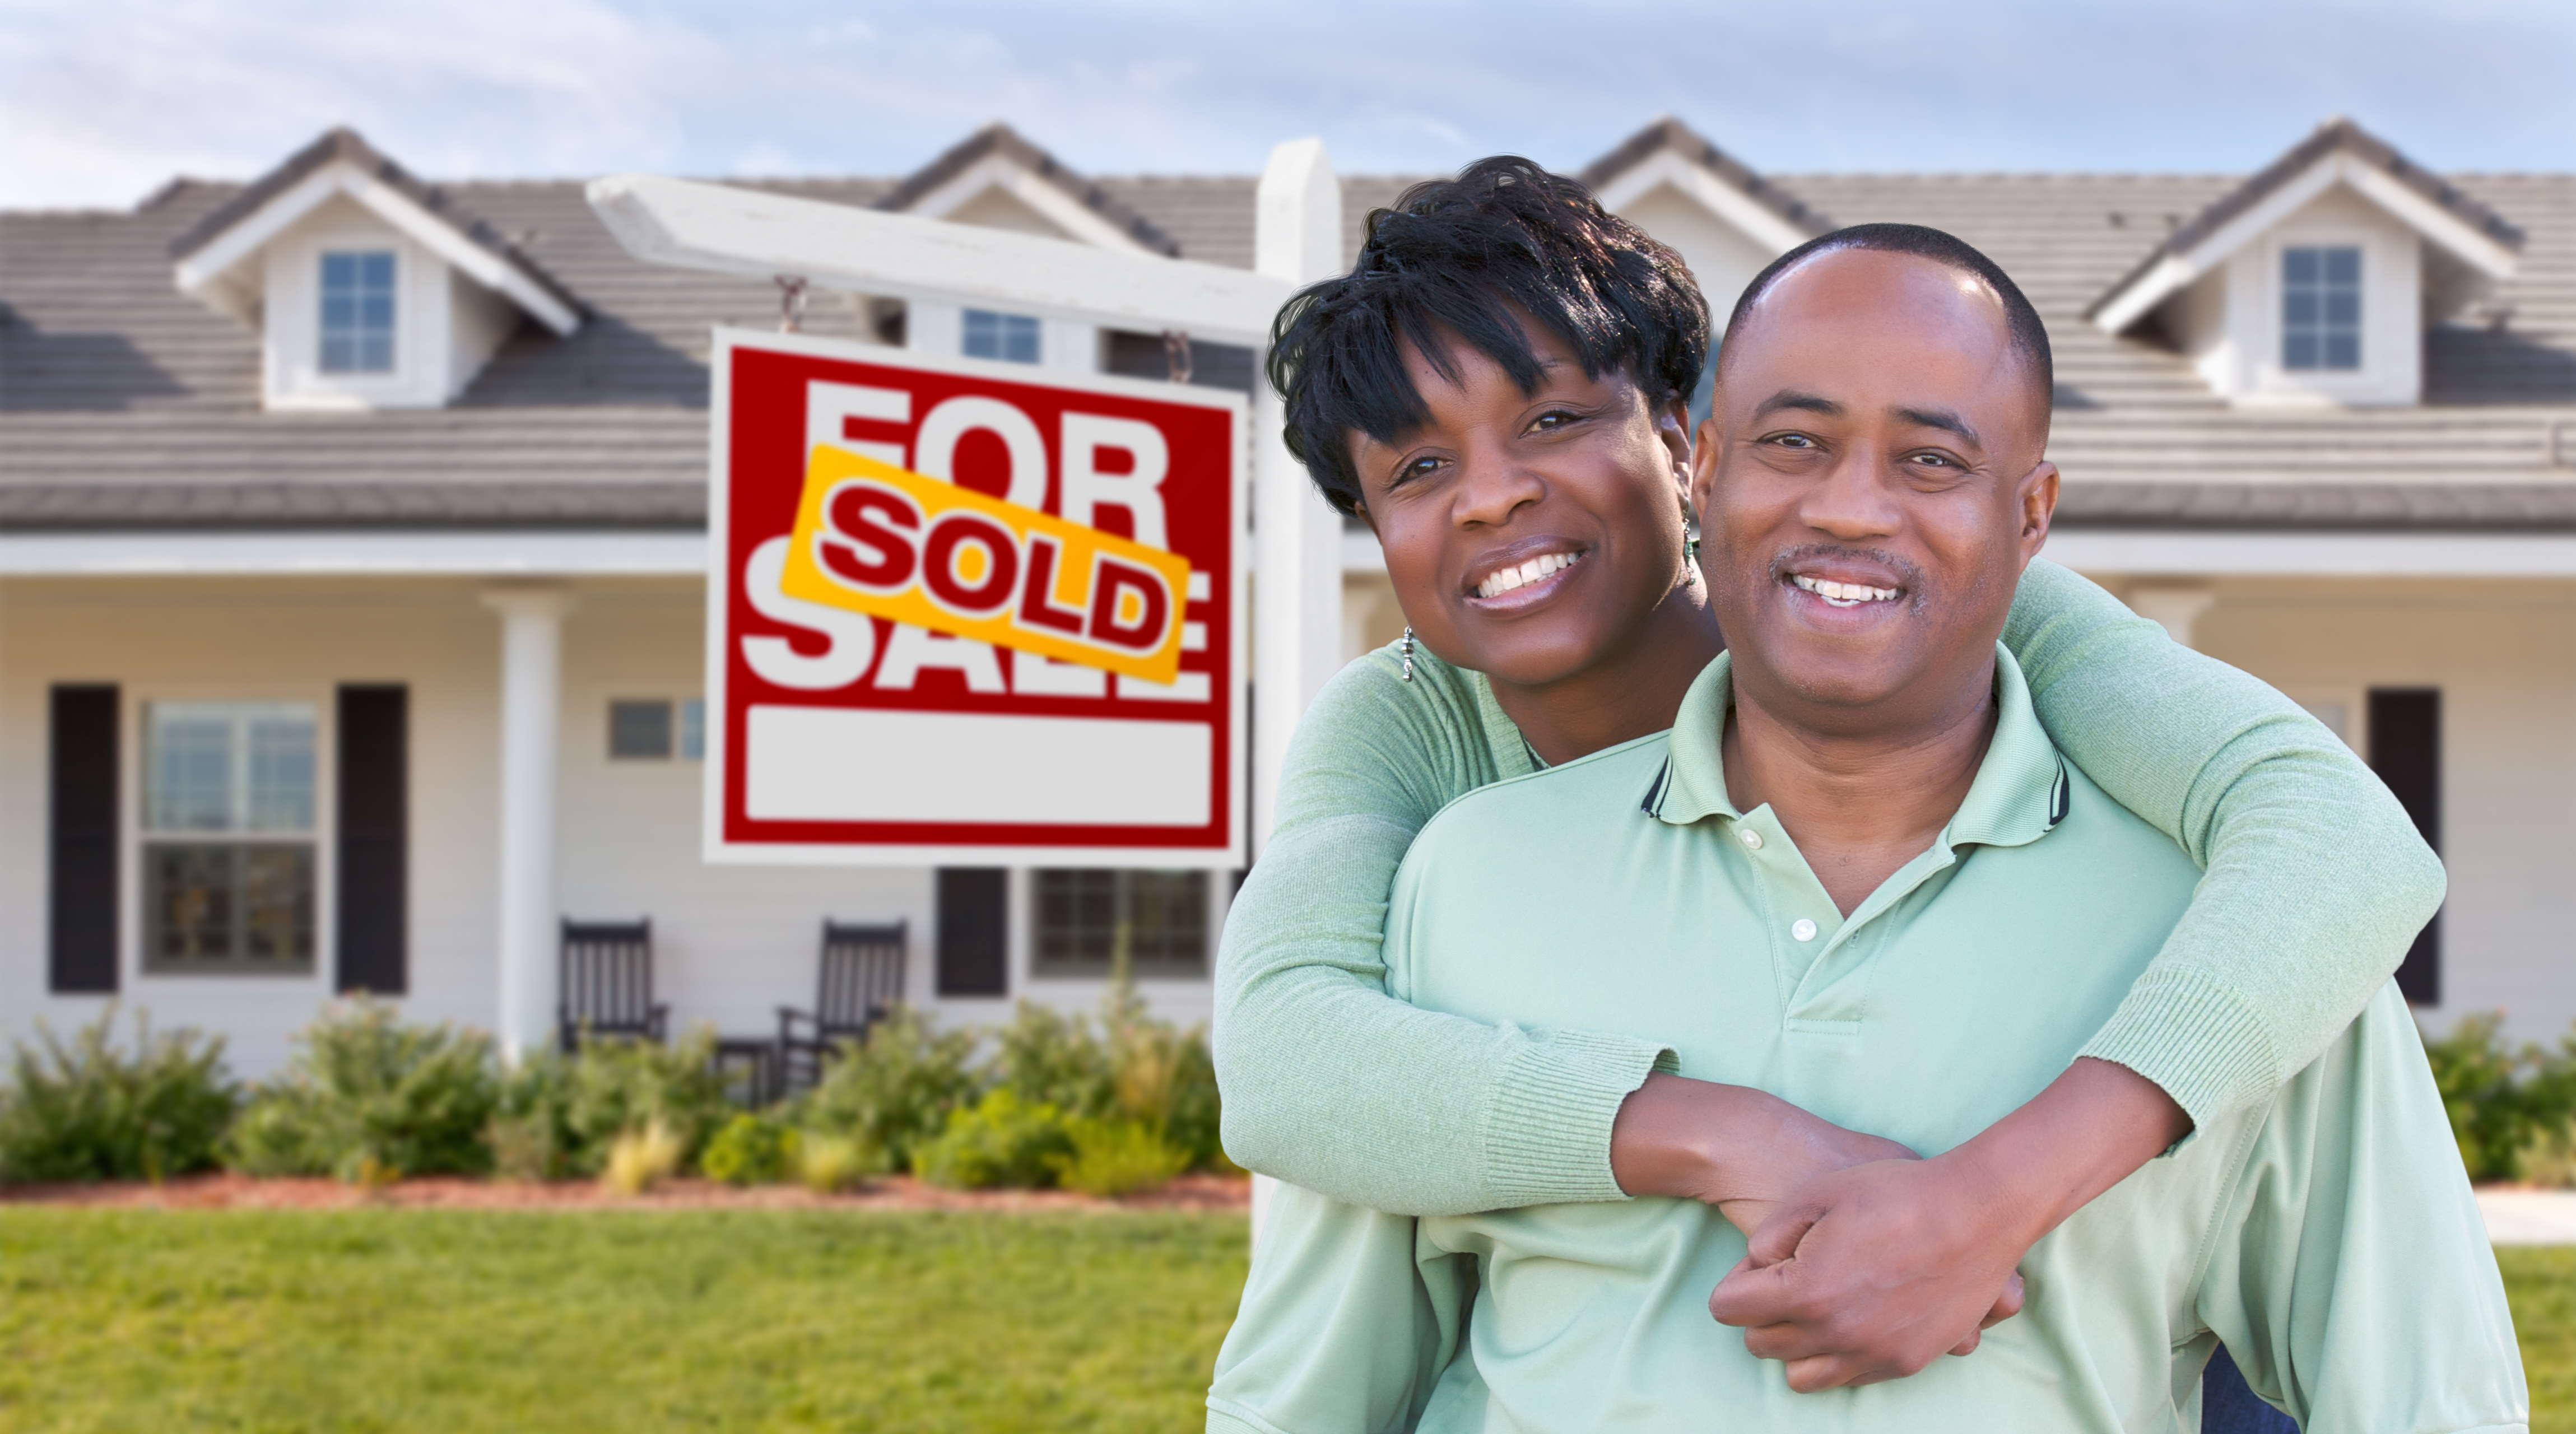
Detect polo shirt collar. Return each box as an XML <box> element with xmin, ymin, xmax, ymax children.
<box><xmin>1648</xmin><ymin>643</ymin><xmax>2068</xmax><ymax>851</ymax></box>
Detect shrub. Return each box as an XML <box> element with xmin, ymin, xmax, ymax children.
<box><xmin>799</xmin><ymin>1008</ymin><xmax>979</xmax><ymax>1170</ymax></box>
<box><xmin>913</xmin><ymin>1088</ymin><xmax>1074</xmax><ymax>1190</ymax></box>
<box><xmin>560</xmin><ymin>1030</ymin><xmax>729</xmax><ymax>1176</ymax></box>
<box><xmin>794</xmin><ymin>1133</ymin><xmax>882</xmax><ymax>1194</ymax></box>
<box><xmin>488</xmin><ymin>1049</ymin><xmax>576</xmax><ymax>1182</ymax></box>
<box><xmin>1051</xmin><ymin>1116</ymin><xmax>1190</xmax><ymax>1197</ymax></box>
<box><xmin>700</xmin><ymin>1112</ymin><xmax>797</xmax><ymax>1186</ymax></box>
<box><xmin>0</xmin><ymin>1008</ymin><xmax>236</xmax><ymax>1184</ymax></box>
<box><xmin>601</xmin><ymin>1119</ymin><xmax>683</xmax><ymax>1195</ymax></box>
<box><xmin>225</xmin><ymin>1003</ymin><xmax>498</xmax><ymax>1181</ymax></box>
<box><xmin>991</xmin><ymin>1000</ymin><xmax>1113</xmax><ymax>1116</ymax></box>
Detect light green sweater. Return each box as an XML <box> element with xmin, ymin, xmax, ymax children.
<box><xmin>1212</xmin><ymin>557</ymin><xmax>2448</xmax><ymax>1216</ymax></box>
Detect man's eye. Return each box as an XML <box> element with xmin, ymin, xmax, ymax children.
<box><xmin>1767</xmin><ymin>433</ymin><xmax>1817</xmax><ymax>449</ymax></box>
<box><xmin>1909</xmin><ymin>452</ymin><xmax>1959</xmax><ymax>469</ymax></box>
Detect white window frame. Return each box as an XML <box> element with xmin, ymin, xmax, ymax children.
<box><xmin>125</xmin><ymin>685</ymin><xmax>336</xmax><ymax>984</ymax></box>
<box><xmin>317</xmin><ymin>248</ymin><xmax>401</xmax><ymax>376</ymax></box>
<box><xmin>2248</xmin><ymin>222</ymin><xmax>2413</xmax><ymax>406</ymax></box>
<box><xmin>603</xmin><ymin>694</ymin><xmax>706</xmax><ymax>762</ymax></box>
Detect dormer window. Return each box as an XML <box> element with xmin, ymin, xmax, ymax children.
<box><xmin>962</xmin><ymin>309</ymin><xmax>1041</xmax><ymax>365</ymax></box>
<box><xmin>2282</xmin><ymin>246</ymin><xmax>2361</xmax><ymax>371</ymax></box>
<box><xmin>319</xmin><ymin>250</ymin><xmax>397</xmax><ymax>374</ymax></box>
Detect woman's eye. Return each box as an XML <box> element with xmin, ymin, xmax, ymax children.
<box><xmin>1396</xmin><ymin>455</ymin><xmax>1442</xmax><ymax>485</ymax></box>
<box><xmin>1529</xmin><ymin>409</ymin><xmax>1583</xmax><ymax>434</ymax></box>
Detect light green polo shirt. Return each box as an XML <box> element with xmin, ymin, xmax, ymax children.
<box><xmin>1207</xmin><ymin>648</ymin><xmax>2523</xmax><ymax>1434</ymax></box>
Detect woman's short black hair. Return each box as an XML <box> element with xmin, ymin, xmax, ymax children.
<box><xmin>1721</xmin><ymin>222</ymin><xmax>2054</xmax><ymax>416</ymax></box>
<box><xmin>1266</xmin><ymin>156</ymin><xmax>1709</xmax><ymax>517</ymax></box>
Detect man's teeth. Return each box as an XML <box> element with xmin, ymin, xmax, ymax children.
<box><xmin>1477</xmin><ymin>551</ymin><xmax>1582</xmax><ymax>599</ymax></box>
<box><xmin>1791</xmin><ymin>573</ymin><xmax>1900</xmax><ymax>607</ymax></box>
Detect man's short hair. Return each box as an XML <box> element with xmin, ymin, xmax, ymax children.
<box><xmin>1267</xmin><ymin>157</ymin><xmax>1710</xmax><ymax>517</ymax></box>
<box><xmin>1722</xmin><ymin>223</ymin><xmax>2054</xmax><ymax>418</ymax></box>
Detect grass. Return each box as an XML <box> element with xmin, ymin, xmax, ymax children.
<box><xmin>6</xmin><ymin>1209</ymin><xmax>2571</xmax><ymax>1430</ymax></box>
<box><xmin>0</xmin><ymin>1208</ymin><xmax>1248</xmax><ymax>1433</ymax></box>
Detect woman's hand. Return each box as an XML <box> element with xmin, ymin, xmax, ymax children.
<box><xmin>1607</xmin><ymin>1073</ymin><xmax>1916</xmax><ymax>1233</ymax></box>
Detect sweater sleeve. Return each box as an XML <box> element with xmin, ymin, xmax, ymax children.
<box><xmin>1213</xmin><ymin>647</ymin><xmax>1671</xmax><ymax>1217</ymax></box>
<box><xmin>2003</xmin><ymin>558</ymin><xmax>2448</xmax><ymax>1135</ymax></box>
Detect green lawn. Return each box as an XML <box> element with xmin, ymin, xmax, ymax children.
<box><xmin>4</xmin><ymin>1209</ymin><xmax>2570</xmax><ymax>1431</ymax></box>
<box><xmin>0</xmin><ymin>1208</ymin><xmax>1249</xmax><ymax>1433</ymax></box>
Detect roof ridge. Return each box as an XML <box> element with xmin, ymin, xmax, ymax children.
<box><xmin>868</xmin><ymin>122</ymin><xmax>1181</xmax><ymax>257</ymax></box>
<box><xmin>1574</xmin><ymin>117</ymin><xmax>1831</xmax><ymax>236</ymax></box>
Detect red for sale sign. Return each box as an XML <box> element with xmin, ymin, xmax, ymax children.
<box><xmin>705</xmin><ymin>328</ymin><xmax>1247</xmax><ymax>867</ymax></box>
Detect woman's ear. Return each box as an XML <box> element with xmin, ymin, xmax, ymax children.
<box><xmin>1655</xmin><ymin>396</ymin><xmax>1693</xmax><ymax>483</ymax></box>
<box><xmin>1353</xmin><ymin>500</ymin><xmax>1381</xmax><ymax>542</ymax></box>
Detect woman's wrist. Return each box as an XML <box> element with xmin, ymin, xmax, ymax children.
<box><xmin>1945</xmin><ymin>1056</ymin><xmax>2192</xmax><ymax>1246</ymax></box>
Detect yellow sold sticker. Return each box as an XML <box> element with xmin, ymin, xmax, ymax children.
<box><xmin>779</xmin><ymin>446</ymin><xmax>1191</xmax><ymax>685</ymax></box>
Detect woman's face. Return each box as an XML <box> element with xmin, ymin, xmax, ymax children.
<box><xmin>1350</xmin><ymin>324</ymin><xmax>1694</xmax><ymax>691</ymax></box>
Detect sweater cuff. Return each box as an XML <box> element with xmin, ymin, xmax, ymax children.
<box><xmin>1479</xmin><ymin>1028</ymin><xmax>1672</xmax><ymax>1206</ymax></box>
<box><xmin>2077</xmin><ymin>962</ymin><xmax>2280</xmax><ymax>1152</ymax></box>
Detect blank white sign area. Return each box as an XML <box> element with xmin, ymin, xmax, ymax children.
<box><xmin>744</xmin><ymin>705</ymin><xmax>1212</xmax><ymax>827</ymax></box>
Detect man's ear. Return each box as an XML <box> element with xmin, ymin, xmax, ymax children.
<box><xmin>2015</xmin><ymin>460</ymin><xmax>2058</xmax><ymax>569</ymax></box>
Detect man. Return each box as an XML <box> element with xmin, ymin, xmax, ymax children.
<box><xmin>1208</xmin><ymin>228</ymin><xmax>2524</xmax><ymax>1431</ymax></box>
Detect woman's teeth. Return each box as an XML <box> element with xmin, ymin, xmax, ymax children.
<box><xmin>1792</xmin><ymin>574</ymin><xmax>1900</xmax><ymax>607</ymax></box>
<box><xmin>1477</xmin><ymin>551</ymin><xmax>1582</xmax><ymax>599</ymax></box>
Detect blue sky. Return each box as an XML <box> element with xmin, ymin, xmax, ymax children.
<box><xmin>3</xmin><ymin>0</ymin><xmax>2568</xmax><ymax>209</ymax></box>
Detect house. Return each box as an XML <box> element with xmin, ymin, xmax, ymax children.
<box><xmin>4</xmin><ymin>117</ymin><xmax>2572</xmax><ymax>1077</ymax></box>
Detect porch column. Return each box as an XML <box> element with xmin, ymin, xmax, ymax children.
<box><xmin>482</xmin><ymin>588</ymin><xmax>575</xmax><ymax>1063</ymax></box>
<box><xmin>2129</xmin><ymin>585</ymin><xmax>2219</xmax><ymax>649</ymax></box>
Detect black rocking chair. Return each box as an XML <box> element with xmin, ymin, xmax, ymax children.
<box><xmin>777</xmin><ymin>919</ymin><xmax>908</xmax><ymax>1094</ymax></box>
<box><xmin>559</xmin><ymin>918</ymin><xmax>668</xmax><ymax>1051</ymax></box>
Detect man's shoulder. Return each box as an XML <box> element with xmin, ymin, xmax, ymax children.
<box><xmin>1408</xmin><ymin>730</ymin><xmax>1676</xmax><ymax>864</ymax></box>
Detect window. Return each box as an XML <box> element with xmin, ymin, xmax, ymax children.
<box><xmin>141</xmin><ymin>702</ymin><xmax>318</xmax><ymax>973</ymax></box>
<box><xmin>608</xmin><ymin>699</ymin><xmax>703</xmax><ymax>760</ymax></box>
<box><xmin>2281</xmin><ymin>246</ymin><xmax>2361</xmax><ymax>371</ymax></box>
<box><xmin>1034</xmin><ymin>869</ymin><xmax>1208</xmax><ymax>977</ymax></box>
<box><xmin>319</xmin><ymin>250</ymin><xmax>397</xmax><ymax>374</ymax></box>
<box><xmin>962</xmin><ymin>309</ymin><xmax>1041</xmax><ymax>365</ymax></box>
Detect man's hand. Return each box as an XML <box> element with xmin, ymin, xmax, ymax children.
<box><xmin>1708</xmin><ymin>1156</ymin><xmax>2031</xmax><ymax>1391</ymax></box>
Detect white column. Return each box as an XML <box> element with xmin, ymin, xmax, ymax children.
<box><xmin>482</xmin><ymin>588</ymin><xmax>575</xmax><ymax>1063</ymax></box>
<box><xmin>2128</xmin><ymin>585</ymin><xmax>2219</xmax><ymax>649</ymax></box>
<box><xmin>1251</xmin><ymin>137</ymin><xmax>1346</xmax><ymax>859</ymax></box>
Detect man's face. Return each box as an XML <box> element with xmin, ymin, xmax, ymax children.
<box><xmin>1692</xmin><ymin>248</ymin><xmax>2058</xmax><ymax>732</ymax></box>
<box><xmin>1350</xmin><ymin>320</ymin><xmax>1692</xmax><ymax>690</ymax></box>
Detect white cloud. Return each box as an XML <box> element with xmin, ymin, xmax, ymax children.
<box><xmin>1</xmin><ymin>0</ymin><xmax>2567</xmax><ymax>208</ymax></box>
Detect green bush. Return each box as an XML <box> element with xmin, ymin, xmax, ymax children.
<box><xmin>225</xmin><ymin>1002</ymin><xmax>498</xmax><ymax>1181</ymax></box>
<box><xmin>559</xmin><ymin>1029</ymin><xmax>731</xmax><ymax>1176</ymax></box>
<box><xmin>700</xmin><ymin>1111</ymin><xmax>797</xmax><ymax>1186</ymax></box>
<box><xmin>1052</xmin><ymin>1116</ymin><xmax>1191</xmax><ymax>1197</ymax></box>
<box><xmin>913</xmin><ymin>1088</ymin><xmax>1075</xmax><ymax>1190</ymax></box>
<box><xmin>798</xmin><ymin>1007</ymin><xmax>979</xmax><ymax>1169</ymax></box>
<box><xmin>0</xmin><ymin>1008</ymin><xmax>237</xmax><ymax>1184</ymax></box>
<box><xmin>991</xmin><ymin>1000</ymin><xmax>1114</xmax><ymax>1116</ymax></box>
<box><xmin>488</xmin><ymin>1048</ymin><xmax>577</xmax><ymax>1181</ymax></box>
<box><xmin>2421</xmin><ymin>1013</ymin><xmax>2576</xmax><ymax>1182</ymax></box>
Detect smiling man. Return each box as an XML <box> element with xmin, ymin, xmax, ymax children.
<box><xmin>1212</xmin><ymin>227</ymin><xmax>2525</xmax><ymax>1432</ymax></box>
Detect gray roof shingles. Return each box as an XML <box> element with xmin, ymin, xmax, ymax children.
<box><xmin>4</xmin><ymin>133</ymin><xmax>2573</xmax><ymax>533</ymax></box>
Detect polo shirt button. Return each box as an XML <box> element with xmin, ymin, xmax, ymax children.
<box><xmin>1738</xmin><ymin>828</ymin><xmax>1763</xmax><ymax>850</ymax></box>
<box><xmin>1791</xmin><ymin>918</ymin><xmax>1818</xmax><ymax>942</ymax></box>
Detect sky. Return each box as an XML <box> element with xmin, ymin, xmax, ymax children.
<box><xmin>2</xmin><ymin>0</ymin><xmax>2570</xmax><ymax>210</ymax></box>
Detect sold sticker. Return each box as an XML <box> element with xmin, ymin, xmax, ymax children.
<box><xmin>779</xmin><ymin>446</ymin><xmax>1192</xmax><ymax>685</ymax></box>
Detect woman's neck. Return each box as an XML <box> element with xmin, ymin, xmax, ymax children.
<box><xmin>1485</xmin><ymin>583</ymin><xmax>1726</xmax><ymax>767</ymax></box>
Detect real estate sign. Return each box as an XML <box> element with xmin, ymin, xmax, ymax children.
<box><xmin>705</xmin><ymin>328</ymin><xmax>1247</xmax><ymax>867</ymax></box>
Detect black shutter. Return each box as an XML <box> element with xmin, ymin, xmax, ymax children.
<box><xmin>2368</xmin><ymin>688</ymin><xmax>2442</xmax><ymax>1005</ymax></box>
<box><xmin>49</xmin><ymin>685</ymin><xmax>119</xmax><ymax>993</ymax></box>
<box><xmin>336</xmin><ymin>685</ymin><xmax>408</xmax><ymax>995</ymax></box>
<box><xmin>936</xmin><ymin>868</ymin><xmax>1009</xmax><ymax>996</ymax></box>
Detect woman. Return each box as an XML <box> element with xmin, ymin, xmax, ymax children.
<box><xmin>1208</xmin><ymin>159</ymin><xmax>2425</xmax><ymax>1428</ymax></box>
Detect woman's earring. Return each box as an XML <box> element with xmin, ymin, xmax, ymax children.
<box><xmin>1682</xmin><ymin>518</ymin><xmax>1703</xmax><ymax>585</ymax></box>
<box><xmin>1400</xmin><ymin>626</ymin><xmax>1415</xmax><ymax>682</ymax></box>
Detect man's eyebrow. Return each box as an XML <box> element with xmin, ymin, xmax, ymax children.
<box><xmin>1893</xmin><ymin>406</ymin><xmax>1982</xmax><ymax>448</ymax></box>
<box><xmin>1751</xmin><ymin>390</ymin><xmax>1842</xmax><ymax>420</ymax></box>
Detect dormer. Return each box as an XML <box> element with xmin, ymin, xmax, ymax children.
<box><xmin>2088</xmin><ymin>119</ymin><xmax>2523</xmax><ymax>408</ymax></box>
<box><xmin>169</xmin><ymin>128</ymin><xmax>580</xmax><ymax>411</ymax></box>
<box><xmin>1578</xmin><ymin>118</ymin><xmax>1830</xmax><ymax>316</ymax></box>
<box><xmin>872</xmin><ymin>124</ymin><xmax>1181</xmax><ymax>373</ymax></box>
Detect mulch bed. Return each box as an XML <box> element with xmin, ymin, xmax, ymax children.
<box><xmin>0</xmin><ymin>1171</ymin><xmax>1252</xmax><ymax>1213</ymax></box>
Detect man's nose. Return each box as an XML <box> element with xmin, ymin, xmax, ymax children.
<box><xmin>1798</xmin><ymin>447</ymin><xmax>1903</xmax><ymax>541</ymax></box>
<box><xmin>1451</xmin><ymin>445</ymin><xmax>1546</xmax><ymax>529</ymax></box>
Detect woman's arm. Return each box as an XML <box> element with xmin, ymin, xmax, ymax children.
<box><xmin>2005</xmin><ymin>557</ymin><xmax>2445</xmax><ymax>1130</ymax></box>
<box><xmin>1215</xmin><ymin>649</ymin><xmax>1673</xmax><ymax>1215</ymax></box>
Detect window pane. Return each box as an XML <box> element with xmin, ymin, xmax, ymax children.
<box><xmin>148</xmin><ymin>704</ymin><xmax>238</xmax><ymax>830</ymax></box>
<box><xmin>2282</xmin><ymin>248</ymin><xmax>2319</xmax><ymax>284</ymax></box>
<box><xmin>609</xmin><ymin>700</ymin><xmax>674</xmax><ymax>759</ymax></box>
<box><xmin>2324</xmin><ymin>291</ymin><xmax>2360</xmax><ymax>327</ymax></box>
<box><xmin>146</xmin><ymin>843</ymin><xmax>235</xmax><ymax>960</ymax></box>
<box><xmin>2284</xmin><ymin>333</ymin><xmax>2319</xmax><ymax>370</ymax></box>
<box><xmin>1033</xmin><ymin>869</ymin><xmax>1207</xmax><ymax>974</ymax></box>
<box><xmin>241</xmin><ymin>844</ymin><xmax>316</xmax><ymax>960</ymax></box>
<box><xmin>962</xmin><ymin>309</ymin><xmax>1041</xmax><ymax>365</ymax></box>
<box><xmin>678</xmin><ymin>699</ymin><xmax>705</xmax><ymax>761</ymax></box>
<box><xmin>145</xmin><ymin>841</ymin><xmax>315</xmax><ymax>967</ymax></box>
<box><xmin>2324</xmin><ymin>248</ymin><xmax>2360</xmax><ymax>284</ymax></box>
<box><xmin>2325</xmin><ymin>334</ymin><xmax>2361</xmax><ymax>369</ymax></box>
<box><xmin>244</xmin><ymin>708</ymin><xmax>316</xmax><ymax>831</ymax></box>
<box><xmin>319</xmin><ymin>248</ymin><xmax>396</xmax><ymax>375</ymax></box>
<box><xmin>2281</xmin><ymin>245</ymin><xmax>2361</xmax><ymax>373</ymax></box>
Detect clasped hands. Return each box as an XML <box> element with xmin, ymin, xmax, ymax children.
<box><xmin>1608</xmin><ymin>1073</ymin><xmax>2039</xmax><ymax>1394</ymax></box>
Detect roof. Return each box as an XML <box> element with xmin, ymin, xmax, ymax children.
<box><xmin>1575</xmin><ymin>117</ymin><xmax>1833</xmax><ymax>241</ymax></box>
<box><xmin>4</xmin><ymin>126</ymin><xmax>2573</xmax><ymax>534</ymax></box>
<box><xmin>2087</xmin><ymin>118</ymin><xmax>2528</xmax><ymax>331</ymax></box>
<box><xmin>167</xmin><ymin>126</ymin><xmax>582</xmax><ymax>328</ymax></box>
<box><xmin>871</xmin><ymin>123</ymin><xmax>1182</xmax><ymax>257</ymax></box>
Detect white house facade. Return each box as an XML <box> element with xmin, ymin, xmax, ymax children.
<box><xmin>4</xmin><ymin>118</ymin><xmax>2573</xmax><ymax>1077</ymax></box>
